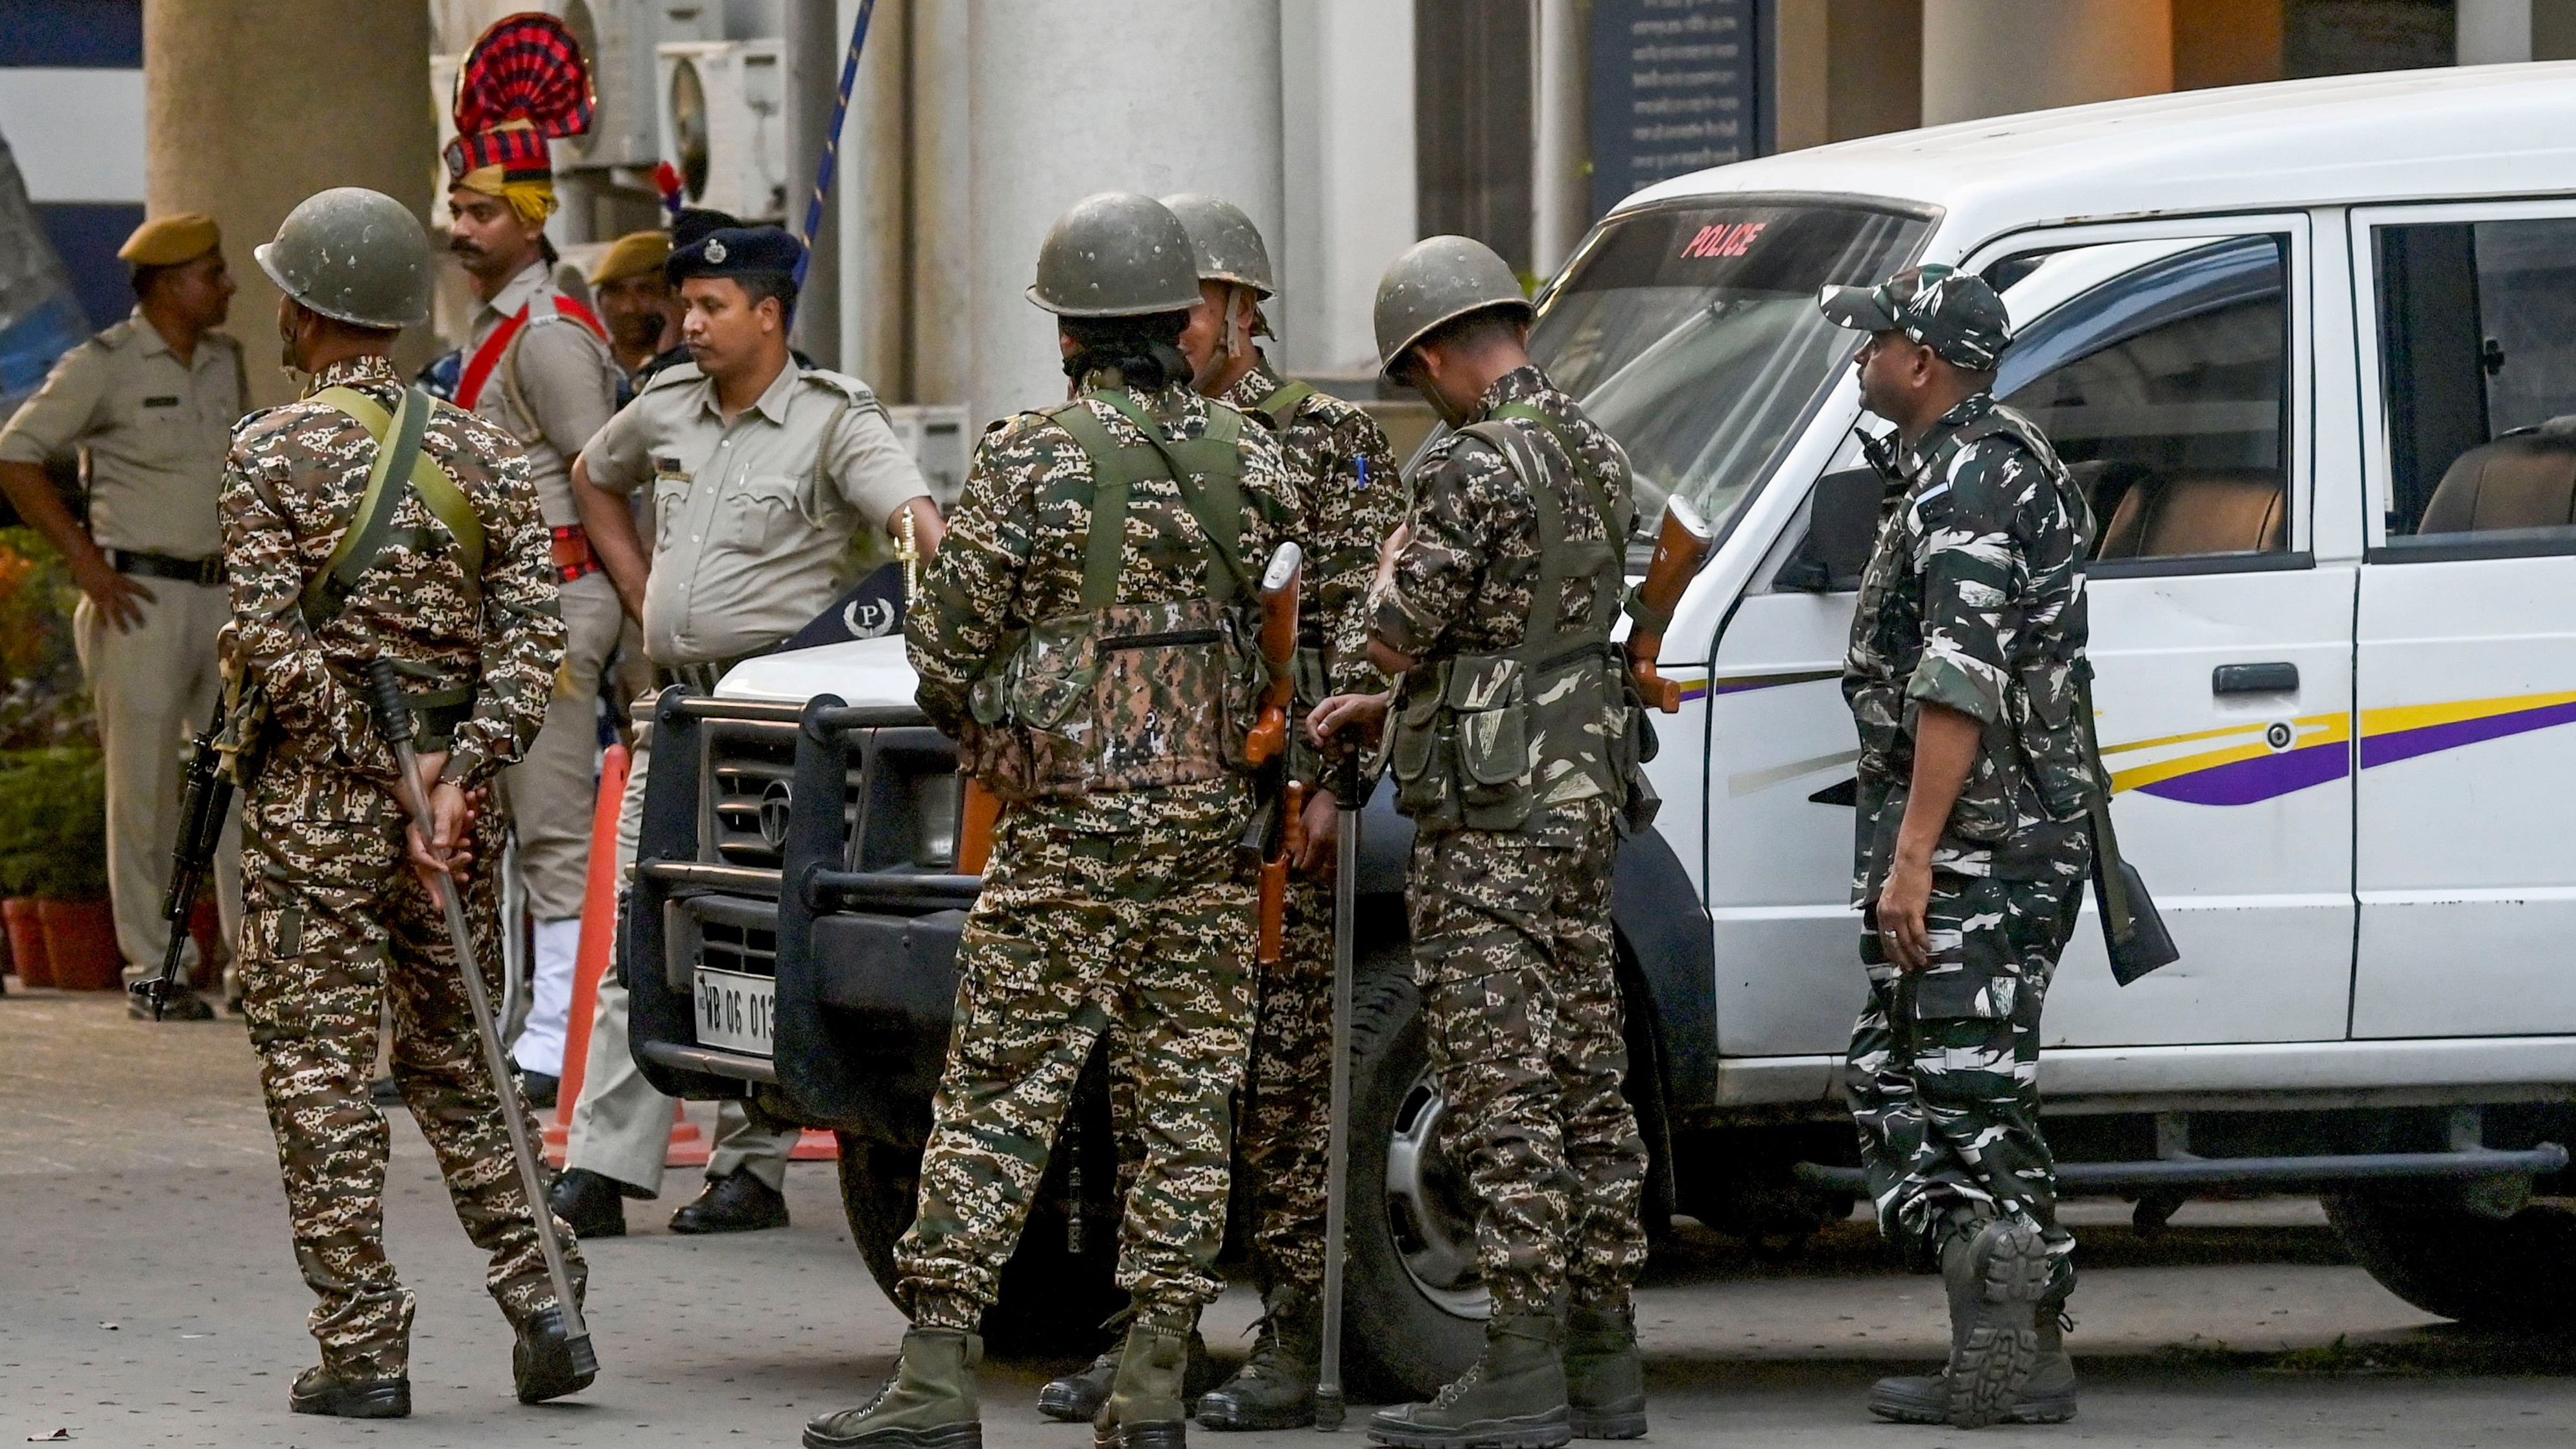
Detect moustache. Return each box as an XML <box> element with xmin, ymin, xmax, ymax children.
<box><xmin>449</xmin><ymin>235</ymin><xmax>487</xmax><ymax>259</ymax></box>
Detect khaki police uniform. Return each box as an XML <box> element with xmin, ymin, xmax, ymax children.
<box><xmin>567</xmin><ymin>353</ymin><xmax>931</xmax><ymax>1196</ymax></box>
<box><xmin>460</xmin><ymin>258</ymin><xmax>624</xmax><ymax>1081</ymax></box>
<box><xmin>0</xmin><ymin>309</ymin><xmax>246</xmax><ymax>988</ymax></box>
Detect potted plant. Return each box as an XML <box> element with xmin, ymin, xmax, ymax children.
<box><xmin>0</xmin><ymin>748</ymin><xmax>115</xmax><ymax>990</ymax></box>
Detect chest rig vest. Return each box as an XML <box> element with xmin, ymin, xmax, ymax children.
<box><xmin>967</xmin><ymin>389</ymin><xmax>1265</xmax><ymax>801</ymax></box>
<box><xmin>1390</xmin><ymin>402</ymin><xmax>1637</xmax><ymax>834</ymax></box>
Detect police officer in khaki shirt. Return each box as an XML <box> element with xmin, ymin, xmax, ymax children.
<box><xmin>445</xmin><ymin>161</ymin><xmax>625</xmax><ymax>1105</ymax></box>
<box><xmin>550</xmin><ymin>225</ymin><xmax>944</xmax><ymax>1236</ymax></box>
<box><xmin>0</xmin><ymin>213</ymin><xmax>246</xmax><ymax>1019</ymax></box>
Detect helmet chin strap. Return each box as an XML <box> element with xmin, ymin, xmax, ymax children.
<box><xmin>1224</xmin><ymin>286</ymin><xmax>1256</xmax><ymax>363</ymax></box>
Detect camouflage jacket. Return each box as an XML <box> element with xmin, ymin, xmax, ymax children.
<box><xmin>1372</xmin><ymin>364</ymin><xmax>1633</xmax><ymax>845</ymax></box>
<box><xmin>1843</xmin><ymin>392</ymin><xmax>2095</xmax><ymax>898</ymax></box>
<box><xmin>222</xmin><ymin>355</ymin><xmax>565</xmax><ymax>790</ymax></box>
<box><xmin>1220</xmin><ymin>356</ymin><xmax>1399</xmax><ymax>801</ymax></box>
<box><xmin>909</xmin><ymin>373</ymin><xmax>1296</xmax><ymax>836</ymax></box>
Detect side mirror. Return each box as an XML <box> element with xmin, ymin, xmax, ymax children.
<box><xmin>1772</xmin><ymin>467</ymin><xmax>1882</xmax><ymax>593</ymax></box>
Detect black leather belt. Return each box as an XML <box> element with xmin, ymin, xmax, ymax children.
<box><xmin>107</xmin><ymin>548</ymin><xmax>223</xmax><ymax>586</ymax></box>
<box><xmin>654</xmin><ymin>641</ymin><xmax>783</xmax><ymax>695</ymax></box>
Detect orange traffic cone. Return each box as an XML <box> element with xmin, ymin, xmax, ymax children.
<box><xmin>547</xmin><ymin>744</ymin><xmax>628</xmax><ymax>1166</ymax></box>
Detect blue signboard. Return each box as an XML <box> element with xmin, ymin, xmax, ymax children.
<box><xmin>1587</xmin><ymin>0</ymin><xmax>1766</xmax><ymax>220</ymax></box>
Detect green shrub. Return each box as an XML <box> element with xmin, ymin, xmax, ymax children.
<box><xmin>0</xmin><ymin>746</ymin><xmax>108</xmax><ymax>899</ymax></box>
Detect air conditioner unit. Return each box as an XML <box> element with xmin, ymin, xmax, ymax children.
<box><xmin>556</xmin><ymin>0</ymin><xmax>721</xmax><ymax>171</ymax></box>
<box><xmin>655</xmin><ymin>38</ymin><xmax>786</xmax><ymax>222</ymax></box>
<box><xmin>885</xmin><ymin>405</ymin><xmax>972</xmax><ymax>506</ymax></box>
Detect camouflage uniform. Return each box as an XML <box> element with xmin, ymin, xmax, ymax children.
<box><xmin>222</xmin><ymin>354</ymin><xmax>577</xmax><ymax>1379</ymax></box>
<box><xmin>1840</xmin><ymin>390</ymin><xmax>2094</xmax><ymax>1277</ymax></box>
<box><xmin>1373</xmin><ymin>364</ymin><xmax>1650</xmax><ymax>1321</ymax></box>
<box><xmin>902</xmin><ymin>378</ymin><xmax>1294</xmax><ymax>1330</ymax></box>
<box><xmin>1223</xmin><ymin>359</ymin><xmax>1398</xmax><ymax>1300</ymax></box>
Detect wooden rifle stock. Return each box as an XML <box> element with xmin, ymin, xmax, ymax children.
<box><xmin>1243</xmin><ymin>542</ymin><xmax>1304</xmax><ymax>767</ymax></box>
<box><xmin>1627</xmin><ymin>497</ymin><xmax>1713</xmax><ymax>713</ymax></box>
<box><xmin>957</xmin><ymin>773</ymin><xmax>1001</xmax><ymax>876</ymax></box>
<box><xmin>1258</xmin><ymin>780</ymin><xmax>1304</xmax><ymax>965</ymax></box>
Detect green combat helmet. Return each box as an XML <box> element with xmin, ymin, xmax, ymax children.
<box><xmin>1027</xmin><ymin>191</ymin><xmax>1203</xmax><ymax>318</ymax></box>
<box><xmin>254</xmin><ymin>187</ymin><xmax>434</xmax><ymax>330</ymax></box>
<box><xmin>1159</xmin><ymin>192</ymin><xmax>1274</xmax><ymax>296</ymax></box>
<box><xmin>1372</xmin><ymin>233</ymin><xmax>1531</xmax><ymax>379</ymax></box>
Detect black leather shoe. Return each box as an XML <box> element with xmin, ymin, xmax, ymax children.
<box><xmin>290</xmin><ymin>1365</ymin><xmax>412</xmax><ymax>1419</ymax></box>
<box><xmin>550</xmin><ymin>1168</ymin><xmax>636</xmax><ymax>1238</ymax></box>
<box><xmin>522</xmin><ymin>1071</ymin><xmax>559</xmax><ymax>1109</ymax></box>
<box><xmin>514</xmin><ymin>1304</ymin><xmax>600</xmax><ymax>1404</ymax></box>
<box><xmin>670</xmin><ymin>1166</ymin><xmax>789</xmax><ymax>1234</ymax></box>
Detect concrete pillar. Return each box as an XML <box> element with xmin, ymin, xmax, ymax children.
<box><xmin>1278</xmin><ymin>0</ymin><xmax>1415</xmax><ymax>377</ymax></box>
<box><xmin>965</xmin><ymin>0</ymin><xmax>1283</xmax><ymax>427</ymax></box>
<box><xmin>2458</xmin><ymin>0</ymin><xmax>2535</xmax><ymax>63</ymax></box>
<box><xmin>1530</xmin><ymin>0</ymin><xmax>1587</xmax><ymax>278</ymax></box>
<box><xmin>786</xmin><ymin>0</ymin><xmax>844</xmax><ymax>370</ymax></box>
<box><xmin>1921</xmin><ymin>0</ymin><xmax>2172</xmax><ymax>127</ymax></box>
<box><xmin>835</xmin><ymin>0</ymin><xmax>909</xmax><ymax>394</ymax></box>
<box><xmin>1772</xmin><ymin>0</ymin><xmax>1924</xmax><ymax>150</ymax></box>
<box><xmin>145</xmin><ymin>0</ymin><xmax>437</xmax><ymax>406</ymax></box>
<box><xmin>907</xmin><ymin>0</ymin><xmax>972</xmax><ymax>405</ymax></box>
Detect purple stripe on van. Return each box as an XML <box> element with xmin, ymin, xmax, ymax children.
<box><xmin>2134</xmin><ymin>742</ymin><xmax>2350</xmax><ymax>806</ymax></box>
<box><xmin>2358</xmin><ymin>699</ymin><xmax>2576</xmax><ymax>772</ymax></box>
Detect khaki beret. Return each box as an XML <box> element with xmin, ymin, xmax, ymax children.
<box><xmin>591</xmin><ymin>230</ymin><xmax>672</xmax><ymax>287</ymax></box>
<box><xmin>118</xmin><ymin>212</ymin><xmax>222</xmax><ymax>268</ymax></box>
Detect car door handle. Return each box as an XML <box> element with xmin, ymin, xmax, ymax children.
<box><xmin>2212</xmin><ymin>662</ymin><xmax>2299</xmax><ymax>695</ymax></box>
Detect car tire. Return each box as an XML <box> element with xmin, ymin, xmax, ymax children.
<box><xmin>2323</xmin><ymin>1189</ymin><xmax>2576</xmax><ymax>1328</ymax></box>
<box><xmin>1340</xmin><ymin>957</ymin><xmax>1485</xmax><ymax>1401</ymax></box>
<box><xmin>834</xmin><ymin>1118</ymin><xmax>1125</xmax><ymax>1355</ymax></box>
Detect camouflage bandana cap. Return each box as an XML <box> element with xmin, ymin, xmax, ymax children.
<box><xmin>1818</xmin><ymin>264</ymin><xmax>2011</xmax><ymax>370</ymax></box>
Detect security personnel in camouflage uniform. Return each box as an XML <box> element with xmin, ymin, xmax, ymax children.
<box><xmin>1033</xmin><ymin>192</ymin><xmax>1400</xmax><ymax>1433</ymax></box>
<box><xmin>222</xmin><ymin>187</ymin><xmax>583</xmax><ymax>1419</ymax></box>
<box><xmin>1324</xmin><ymin>236</ymin><xmax>1652</xmax><ymax>1449</ymax></box>
<box><xmin>806</xmin><ymin>191</ymin><xmax>1294</xmax><ymax>1449</ymax></box>
<box><xmin>1820</xmin><ymin>265</ymin><xmax>2093</xmax><ymax>1430</ymax></box>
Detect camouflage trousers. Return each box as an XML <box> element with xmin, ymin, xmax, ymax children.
<box><xmin>237</xmin><ymin>761</ymin><xmax>583</xmax><ymax>1380</ymax></box>
<box><xmin>1409</xmin><ymin>798</ymin><xmax>1648</xmax><ymax>1319</ymax></box>
<box><xmin>1847</xmin><ymin>873</ymin><xmax>2084</xmax><ymax>1275</ymax></box>
<box><xmin>1103</xmin><ymin>868</ymin><xmax>1336</xmax><ymax>1302</ymax></box>
<box><xmin>896</xmin><ymin>805</ymin><xmax>1255</xmax><ymax>1331</ymax></box>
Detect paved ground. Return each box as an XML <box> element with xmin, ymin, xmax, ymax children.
<box><xmin>5</xmin><ymin>986</ymin><xmax>2573</xmax><ymax>1446</ymax></box>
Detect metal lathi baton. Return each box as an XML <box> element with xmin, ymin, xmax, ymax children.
<box><xmin>1315</xmin><ymin>748</ymin><xmax>1361</xmax><ymax>1430</ymax></box>
<box><xmin>365</xmin><ymin>659</ymin><xmax>594</xmax><ymax>1376</ymax></box>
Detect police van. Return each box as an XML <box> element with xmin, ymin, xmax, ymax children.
<box><xmin>626</xmin><ymin>64</ymin><xmax>2576</xmax><ymax>1394</ymax></box>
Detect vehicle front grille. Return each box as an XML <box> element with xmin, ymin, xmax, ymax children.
<box><xmin>698</xmin><ymin>916</ymin><xmax>779</xmax><ymax>977</ymax></box>
<box><xmin>704</xmin><ymin>722</ymin><xmax>863</xmax><ymax>869</ymax></box>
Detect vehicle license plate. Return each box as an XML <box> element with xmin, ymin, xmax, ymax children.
<box><xmin>694</xmin><ymin>966</ymin><xmax>775</xmax><ymax>1057</ymax></box>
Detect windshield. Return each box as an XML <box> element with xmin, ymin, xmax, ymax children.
<box><xmin>1530</xmin><ymin>201</ymin><xmax>1932</xmax><ymax>535</ymax></box>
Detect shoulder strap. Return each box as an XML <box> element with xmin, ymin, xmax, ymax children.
<box><xmin>1473</xmin><ymin>405</ymin><xmax>1626</xmax><ymax>656</ymax></box>
<box><xmin>1252</xmin><ymin>379</ymin><xmax>1313</xmax><ymax>431</ymax></box>
<box><xmin>301</xmin><ymin>386</ymin><xmax>486</xmax><ymax>628</ymax></box>
<box><xmin>1055</xmin><ymin>391</ymin><xmax>1253</xmax><ymax>609</ymax></box>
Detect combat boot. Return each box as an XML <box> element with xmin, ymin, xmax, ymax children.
<box><xmin>1094</xmin><ymin>1318</ymin><xmax>1197</xmax><ymax>1449</ymax></box>
<box><xmin>1195</xmin><ymin>1288</ymin><xmax>1321</xmax><ymax>1431</ymax></box>
<box><xmin>1563</xmin><ymin>1302</ymin><xmax>1647</xmax><ymax>1440</ymax></box>
<box><xmin>804</xmin><ymin>1327</ymin><xmax>983</xmax><ymax>1449</ymax></box>
<box><xmin>1366</xmin><ymin>1311</ymin><xmax>1571</xmax><ymax>1449</ymax></box>
<box><xmin>1934</xmin><ymin>1212</ymin><xmax>2052</xmax><ymax>1428</ymax></box>
<box><xmin>1040</xmin><ymin>1325</ymin><xmax>1218</xmax><ymax>1422</ymax></box>
<box><xmin>288</xmin><ymin>1363</ymin><xmax>411</xmax><ymax>1419</ymax></box>
<box><xmin>513</xmin><ymin>1304</ymin><xmax>598</xmax><ymax>1404</ymax></box>
<box><xmin>1868</xmin><ymin>1289</ymin><xmax>2078</xmax><ymax>1425</ymax></box>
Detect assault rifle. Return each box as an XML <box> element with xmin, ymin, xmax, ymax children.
<box><xmin>1243</xmin><ymin>543</ymin><xmax>1303</xmax><ymax>965</ymax></box>
<box><xmin>1624</xmin><ymin>497</ymin><xmax>1713</xmax><ymax>713</ymax></box>
<box><xmin>129</xmin><ymin>698</ymin><xmax>233</xmax><ymax>1020</ymax></box>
